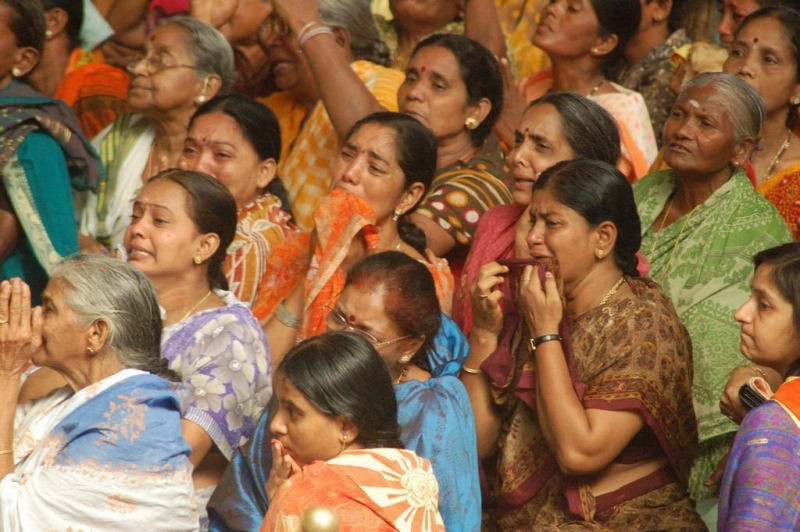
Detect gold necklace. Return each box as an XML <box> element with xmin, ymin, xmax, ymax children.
<box><xmin>394</xmin><ymin>364</ymin><xmax>409</xmax><ymax>384</ymax></box>
<box><xmin>647</xmin><ymin>197</ymin><xmax>673</xmax><ymax>259</ymax></box>
<box><xmin>766</xmin><ymin>128</ymin><xmax>792</xmax><ymax>177</ymax></box>
<box><xmin>599</xmin><ymin>276</ymin><xmax>625</xmax><ymax>306</ymax></box>
<box><xmin>177</xmin><ymin>290</ymin><xmax>212</xmax><ymax>323</ymax></box>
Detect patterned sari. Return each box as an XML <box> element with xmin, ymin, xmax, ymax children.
<box><xmin>758</xmin><ymin>161</ymin><xmax>800</xmax><ymax>239</ymax></box>
<box><xmin>635</xmin><ymin>168</ymin><xmax>792</xmax><ymax>500</ymax></box>
<box><xmin>718</xmin><ymin>377</ymin><xmax>800</xmax><ymax>530</ymax></box>
<box><xmin>0</xmin><ymin>81</ymin><xmax>101</xmax><ymax>301</ymax></box>
<box><xmin>0</xmin><ymin>369</ymin><xmax>197</xmax><ymax>530</ymax></box>
<box><xmin>483</xmin><ymin>275</ymin><xmax>702</xmax><ymax>529</ymax></box>
<box><xmin>260</xmin><ymin>448</ymin><xmax>444</xmax><ymax>531</ymax></box>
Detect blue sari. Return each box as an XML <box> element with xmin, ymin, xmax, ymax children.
<box><xmin>208</xmin><ymin>314</ymin><xmax>481</xmax><ymax>532</ymax></box>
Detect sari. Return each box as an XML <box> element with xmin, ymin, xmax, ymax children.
<box><xmin>717</xmin><ymin>377</ymin><xmax>800</xmax><ymax>531</ymax></box>
<box><xmin>0</xmin><ymin>369</ymin><xmax>197</xmax><ymax>530</ymax></box>
<box><xmin>635</xmin><ymin>168</ymin><xmax>792</xmax><ymax>500</ymax></box>
<box><xmin>261</xmin><ymin>448</ymin><xmax>444</xmax><ymax>531</ymax></box>
<box><xmin>0</xmin><ymin>81</ymin><xmax>101</xmax><ymax>301</ymax></box>
<box><xmin>251</xmin><ymin>190</ymin><xmax>454</xmax><ymax>330</ymax></box>
<box><xmin>54</xmin><ymin>48</ymin><xmax>130</xmax><ymax>139</ymax></box>
<box><xmin>521</xmin><ymin>72</ymin><xmax>657</xmax><ymax>181</ymax></box>
<box><xmin>208</xmin><ymin>314</ymin><xmax>478</xmax><ymax>532</ymax></box>
<box><xmin>273</xmin><ymin>60</ymin><xmax>404</xmax><ymax>230</ymax></box>
<box><xmin>483</xmin><ymin>275</ymin><xmax>702</xmax><ymax>529</ymax></box>
<box><xmin>225</xmin><ymin>194</ymin><xmax>297</xmax><ymax>307</ymax></box>
<box><xmin>757</xmin><ymin>161</ymin><xmax>800</xmax><ymax>239</ymax></box>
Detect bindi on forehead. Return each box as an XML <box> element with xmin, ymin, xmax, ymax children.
<box><xmin>347</xmin><ymin>314</ymin><xmax>357</xmax><ymax>324</ymax></box>
<box><xmin>420</xmin><ymin>66</ymin><xmax>426</xmax><ymax>73</ymax></box>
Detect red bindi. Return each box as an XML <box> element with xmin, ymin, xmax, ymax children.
<box><xmin>753</xmin><ymin>37</ymin><xmax>759</xmax><ymax>43</ymax></box>
<box><xmin>420</xmin><ymin>66</ymin><xmax>426</xmax><ymax>73</ymax></box>
<box><xmin>348</xmin><ymin>314</ymin><xmax>357</xmax><ymax>324</ymax></box>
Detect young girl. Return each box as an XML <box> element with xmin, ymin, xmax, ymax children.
<box><xmin>719</xmin><ymin>242</ymin><xmax>800</xmax><ymax>529</ymax></box>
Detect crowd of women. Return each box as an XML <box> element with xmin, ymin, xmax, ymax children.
<box><xmin>1</xmin><ymin>0</ymin><xmax>800</xmax><ymax>530</ymax></box>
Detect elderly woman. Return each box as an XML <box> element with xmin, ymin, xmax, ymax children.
<box><xmin>462</xmin><ymin>159</ymin><xmax>702</xmax><ymax>528</ymax></box>
<box><xmin>79</xmin><ymin>15</ymin><xmax>235</xmax><ymax>251</ymax></box>
<box><xmin>633</xmin><ymin>72</ymin><xmax>792</xmax><ymax>517</ymax></box>
<box><xmin>259</xmin><ymin>0</ymin><xmax>402</xmax><ymax>230</ymax></box>
<box><xmin>455</xmin><ymin>92</ymin><xmax>621</xmax><ymax>331</ymax></box>
<box><xmin>211</xmin><ymin>252</ymin><xmax>478</xmax><ymax>531</ymax></box>
<box><xmin>0</xmin><ymin>256</ymin><xmax>197</xmax><ymax>530</ymax></box>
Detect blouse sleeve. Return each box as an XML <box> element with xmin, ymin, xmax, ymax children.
<box><xmin>173</xmin><ymin>309</ymin><xmax>272</xmax><ymax>459</ymax></box>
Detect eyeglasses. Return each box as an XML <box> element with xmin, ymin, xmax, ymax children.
<box><xmin>325</xmin><ymin>307</ymin><xmax>412</xmax><ymax>348</ymax></box>
<box><xmin>128</xmin><ymin>53</ymin><xmax>203</xmax><ymax>75</ymax></box>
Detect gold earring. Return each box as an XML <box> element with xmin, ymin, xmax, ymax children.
<box><xmin>339</xmin><ymin>435</ymin><xmax>349</xmax><ymax>454</ymax></box>
<box><xmin>197</xmin><ymin>94</ymin><xmax>206</xmax><ymax>104</ymax></box>
<box><xmin>465</xmin><ymin>117</ymin><xmax>478</xmax><ymax>130</ymax></box>
<box><xmin>193</xmin><ymin>257</ymin><xmax>202</xmax><ymax>265</ymax></box>
<box><xmin>87</xmin><ymin>346</ymin><xmax>94</xmax><ymax>354</ymax></box>
<box><xmin>792</xmin><ymin>96</ymin><xmax>800</xmax><ymax>106</ymax></box>
<box><xmin>11</xmin><ymin>67</ymin><xmax>21</xmax><ymax>78</ymax></box>
<box><xmin>392</xmin><ymin>208</ymin><xmax>402</xmax><ymax>222</ymax></box>
<box><xmin>595</xmin><ymin>249</ymin><xmax>604</xmax><ymax>259</ymax></box>
<box><xmin>45</xmin><ymin>29</ymin><xmax>53</xmax><ymax>39</ymax></box>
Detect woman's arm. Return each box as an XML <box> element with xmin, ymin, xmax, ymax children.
<box><xmin>460</xmin><ymin>262</ymin><xmax>506</xmax><ymax>459</ymax></box>
<box><xmin>520</xmin><ymin>270</ymin><xmax>643</xmax><ymax>475</ymax></box>
<box><xmin>463</xmin><ymin>0</ymin><xmax>506</xmax><ymax>59</ymax></box>
<box><xmin>273</xmin><ymin>0</ymin><xmax>384</xmax><ymax>140</ymax></box>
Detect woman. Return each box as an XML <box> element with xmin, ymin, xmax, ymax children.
<box><xmin>80</xmin><ymin>15</ymin><xmax>235</xmax><ymax>251</ymax></box>
<box><xmin>259</xmin><ymin>0</ymin><xmax>402</xmax><ymax>230</ymax></box>
<box><xmin>210</xmin><ymin>252</ymin><xmax>478</xmax><ymax>531</ymax></box>
<box><xmin>723</xmin><ymin>7</ymin><xmax>800</xmax><ymax>238</ymax></box>
<box><xmin>0</xmin><ymin>255</ymin><xmax>197</xmax><ymax>530</ymax></box>
<box><xmin>125</xmin><ymin>169</ymin><xmax>272</xmax><ymax>523</ymax></box>
<box><xmin>179</xmin><ymin>94</ymin><xmax>296</xmax><ymax>307</ymax></box>
<box><xmin>400</xmin><ymin>34</ymin><xmax>511</xmax><ymax>267</ymax></box>
<box><xmin>633</xmin><ymin>72</ymin><xmax>792</xmax><ymax>510</ymax></box>
<box><xmin>717</xmin><ymin>0</ymin><xmax>782</xmax><ymax>46</ymax></box>
<box><xmin>507</xmin><ymin>0</ymin><xmax>657</xmax><ymax>181</ymax></box>
<box><xmin>252</xmin><ymin>112</ymin><xmax>453</xmax><ymax>342</ymax></box>
<box><xmin>0</xmin><ymin>0</ymin><xmax>101</xmax><ymax>303</ymax></box>
<box><xmin>462</xmin><ymin>159</ymin><xmax>702</xmax><ymax>528</ymax></box>
<box><xmin>718</xmin><ymin>243</ymin><xmax>800</xmax><ymax>529</ymax></box>
<box><xmin>454</xmin><ymin>92</ymin><xmax>621</xmax><ymax>332</ymax></box>
<box><xmin>27</xmin><ymin>0</ymin><xmax>130</xmax><ymax>138</ymax></box>
<box><xmin>262</xmin><ymin>331</ymin><xmax>445</xmax><ymax>531</ymax></box>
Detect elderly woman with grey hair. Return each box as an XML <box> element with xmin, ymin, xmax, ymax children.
<box><xmin>79</xmin><ymin>15</ymin><xmax>236</xmax><ymax>252</ymax></box>
<box><xmin>633</xmin><ymin>71</ymin><xmax>792</xmax><ymax>523</ymax></box>
<box><xmin>0</xmin><ymin>255</ymin><xmax>197</xmax><ymax>530</ymax></box>
<box><xmin>258</xmin><ymin>0</ymin><xmax>403</xmax><ymax>229</ymax></box>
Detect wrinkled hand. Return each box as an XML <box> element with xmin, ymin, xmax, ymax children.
<box><xmin>471</xmin><ymin>262</ymin><xmax>507</xmax><ymax>336</ymax></box>
<box><xmin>518</xmin><ymin>266</ymin><xmax>562</xmax><ymax>337</ymax></box>
<box><xmin>719</xmin><ymin>365</ymin><xmax>766</xmax><ymax>424</ymax></box>
<box><xmin>266</xmin><ymin>439</ymin><xmax>302</xmax><ymax>500</ymax></box>
<box><xmin>0</xmin><ymin>279</ymin><xmax>41</xmax><ymax>377</ymax></box>
<box><xmin>272</xmin><ymin>0</ymin><xmax>320</xmax><ymax>33</ymax></box>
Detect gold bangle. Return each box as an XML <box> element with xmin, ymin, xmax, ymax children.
<box><xmin>0</xmin><ymin>450</ymin><xmax>13</xmax><ymax>455</ymax></box>
<box><xmin>751</xmin><ymin>365</ymin><xmax>767</xmax><ymax>379</ymax></box>
<box><xmin>461</xmin><ymin>365</ymin><xmax>483</xmax><ymax>375</ymax></box>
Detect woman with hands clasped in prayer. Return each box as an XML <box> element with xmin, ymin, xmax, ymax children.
<box><xmin>0</xmin><ymin>256</ymin><xmax>197</xmax><ymax>530</ymax></box>
<box><xmin>462</xmin><ymin>159</ymin><xmax>703</xmax><ymax>528</ymax></box>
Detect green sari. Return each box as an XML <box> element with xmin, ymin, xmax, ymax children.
<box><xmin>634</xmin><ymin>168</ymin><xmax>792</xmax><ymax>500</ymax></box>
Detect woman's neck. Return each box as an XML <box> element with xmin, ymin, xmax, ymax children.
<box><xmin>624</xmin><ymin>24</ymin><xmax>668</xmax><ymax>65</ymax></box>
<box><xmin>550</xmin><ymin>57</ymin><xmax>605</xmax><ymax>94</ymax></box>
<box><xmin>153</xmin><ymin>275</ymin><xmax>214</xmax><ymax>327</ymax></box>
<box><xmin>27</xmin><ymin>39</ymin><xmax>72</xmax><ymax>97</ymax></box>
<box><xmin>752</xmin><ymin>107</ymin><xmax>793</xmax><ymax>179</ymax></box>
<box><xmin>672</xmin><ymin>166</ymin><xmax>733</xmax><ymax>215</ymax></box>
<box><xmin>58</xmin><ymin>351</ymin><xmax>127</xmax><ymax>391</ymax></box>
<box><xmin>564</xmin><ymin>265</ymin><xmax>626</xmax><ymax>319</ymax></box>
<box><xmin>436</xmin><ymin>133</ymin><xmax>477</xmax><ymax>169</ymax></box>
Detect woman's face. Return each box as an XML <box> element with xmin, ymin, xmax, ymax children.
<box><xmin>270</xmin><ymin>374</ymin><xmax>348</xmax><ymax>467</ymax></box>
<box><xmin>260</xmin><ymin>14</ymin><xmax>316</xmax><ymax>96</ymax></box>
<box><xmin>662</xmin><ymin>84</ymin><xmax>747</xmax><ymax>179</ymax></box>
<box><xmin>509</xmin><ymin>103</ymin><xmax>575</xmax><ymax>205</ymax></box>
<box><xmin>329</xmin><ymin>283</ymin><xmax>413</xmax><ymax>365</ymax></box>
<box><xmin>398</xmin><ymin>45</ymin><xmax>479</xmax><ymax>145</ymax></box>
<box><xmin>0</xmin><ymin>4</ymin><xmax>34</xmax><ymax>88</ymax></box>
<box><xmin>127</xmin><ymin>23</ymin><xmax>207</xmax><ymax>114</ymax></box>
<box><xmin>717</xmin><ymin>0</ymin><xmax>761</xmax><ymax>47</ymax></box>
<box><xmin>331</xmin><ymin>123</ymin><xmax>414</xmax><ymax>223</ymax></box>
<box><xmin>390</xmin><ymin>0</ymin><xmax>460</xmax><ymax>32</ymax></box>
<box><xmin>217</xmin><ymin>0</ymin><xmax>272</xmax><ymax>45</ymax></box>
<box><xmin>32</xmin><ymin>278</ymin><xmax>88</xmax><ymax>370</ymax></box>
<box><xmin>123</xmin><ymin>179</ymin><xmax>210</xmax><ymax>284</ymax></box>
<box><xmin>735</xmin><ymin>263</ymin><xmax>800</xmax><ymax>374</ymax></box>
<box><xmin>179</xmin><ymin>112</ymin><xmax>274</xmax><ymax>209</ymax></box>
<box><xmin>525</xmin><ymin>187</ymin><xmax>600</xmax><ymax>290</ymax></box>
<box><xmin>723</xmin><ymin>17</ymin><xmax>800</xmax><ymax>116</ymax></box>
<box><xmin>532</xmin><ymin>0</ymin><xmax>601</xmax><ymax>57</ymax></box>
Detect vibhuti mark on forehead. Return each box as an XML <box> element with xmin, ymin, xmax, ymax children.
<box><xmin>688</xmin><ymin>99</ymin><xmax>701</xmax><ymax>109</ymax></box>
